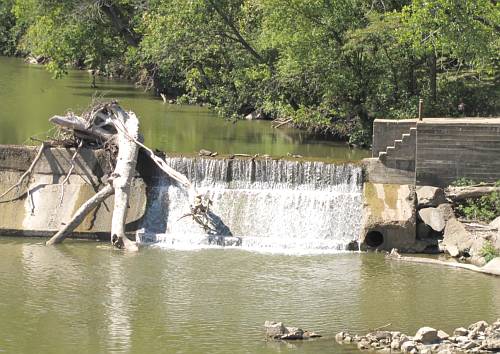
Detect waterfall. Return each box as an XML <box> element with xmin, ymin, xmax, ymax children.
<box><xmin>138</xmin><ymin>157</ymin><xmax>363</xmax><ymax>254</ymax></box>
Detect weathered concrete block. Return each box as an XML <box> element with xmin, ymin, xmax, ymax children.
<box><xmin>359</xmin><ymin>183</ymin><xmax>416</xmax><ymax>251</ymax></box>
<box><xmin>0</xmin><ymin>146</ymin><xmax>147</xmax><ymax>238</ymax></box>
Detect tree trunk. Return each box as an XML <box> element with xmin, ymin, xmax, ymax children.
<box><xmin>429</xmin><ymin>53</ymin><xmax>437</xmax><ymax>103</ymax></box>
<box><xmin>46</xmin><ymin>184</ymin><xmax>114</xmax><ymax>245</ymax></box>
<box><xmin>446</xmin><ymin>186</ymin><xmax>500</xmax><ymax>201</ymax></box>
<box><xmin>108</xmin><ymin>106</ymin><xmax>140</xmax><ymax>251</ymax></box>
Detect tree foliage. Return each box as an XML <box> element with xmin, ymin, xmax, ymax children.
<box><xmin>3</xmin><ymin>0</ymin><xmax>499</xmax><ymax>145</ymax></box>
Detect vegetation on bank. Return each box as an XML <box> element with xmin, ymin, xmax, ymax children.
<box><xmin>451</xmin><ymin>179</ymin><xmax>500</xmax><ymax>223</ymax></box>
<box><xmin>0</xmin><ymin>0</ymin><xmax>498</xmax><ymax>145</ymax></box>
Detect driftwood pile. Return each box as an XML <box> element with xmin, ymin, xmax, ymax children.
<box><xmin>3</xmin><ymin>101</ymin><xmax>213</xmax><ymax>251</ymax></box>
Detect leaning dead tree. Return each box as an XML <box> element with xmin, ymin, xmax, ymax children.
<box><xmin>38</xmin><ymin>101</ymin><xmax>213</xmax><ymax>250</ymax></box>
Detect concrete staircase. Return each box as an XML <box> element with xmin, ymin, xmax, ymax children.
<box><xmin>378</xmin><ymin>127</ymin><xmax>416</xmax><ymax>164</ymax></box>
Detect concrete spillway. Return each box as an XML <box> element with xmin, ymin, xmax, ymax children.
<box><xmin>140</xmin><ymin>157</ymin><xmax>363</xmax><ymax>253</ymax></box>
<box><xmin>0</xmin><ymin>145</ymin><xmax>363</xmax><ymax>253</ymax></box>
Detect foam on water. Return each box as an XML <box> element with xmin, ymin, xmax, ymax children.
<box><xmin>138</xmin><ymin>157</ymin><xmax>363</xmax><ymax>254</ymax></box>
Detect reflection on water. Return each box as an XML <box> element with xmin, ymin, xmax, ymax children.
<box><xmin>0</xmin><ymin>56</ymin><xmax>369</xmax><ymax>161</ymax></box>
<box><xmin>0</xmin><ymin>239</ymin><xmax>498</xmax><ymax>354</ymax></box>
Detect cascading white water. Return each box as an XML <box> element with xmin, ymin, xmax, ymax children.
<box><xmin>138</xmin><ymin>157</ymin><xmax>363</xmax><ymax>254</ymax></box>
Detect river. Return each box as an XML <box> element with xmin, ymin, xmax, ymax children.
<box><xmin>0</xmin><ymin>56</ymin><xmax>368</xmax><ymax>161</ymax></box>
<box><xmin>0</xmin><ymin>57</ymin><xmax>499</xmax><ymax>354</ymax></box>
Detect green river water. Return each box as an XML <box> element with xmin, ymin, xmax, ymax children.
<box><xmin>0</xmin><ymin>56</ymin><xmax>368</xmax><ymax>161</ymax></box>
<box><xmin>0</xmin><ymin>57</ymin><xmax>499</xmax><ymax>354</ymax></box>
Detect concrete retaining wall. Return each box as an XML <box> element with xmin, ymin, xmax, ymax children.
<box><xmin>416</xmin><ymin>118</ymin><xmax>500</xmax><ymax>187</ymax></box>
<box><xmin>0</xmin><ymin>145</ymin><xmax>147</xmax><ymax>239</ymax></box>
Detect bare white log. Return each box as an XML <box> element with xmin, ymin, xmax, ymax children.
<box><xmin>108</xmin><ymin>105</ymin><xmax>140</xmax><ymax>251</ymax></box>
<box><xmin>50</xmin><ymin>114</ymin><xmax>114</xmax><ymax>142</ymax></box>
<box><xmin>46</xmin><ymin>184</ymin><xmax>114</xmax><ymax>245</ymax></box>
<box><xmin>446</xmin><ymin>186</ymin><xmax>500</xmax><ymax>201</ymax></box>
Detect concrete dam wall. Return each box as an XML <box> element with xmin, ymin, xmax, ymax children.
<box><xmin>0</xmin><ymin>145</ymin><xmax>363</xmax><ymax>251</ymax></box>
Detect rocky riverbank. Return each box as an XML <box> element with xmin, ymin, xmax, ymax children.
<box><xmin>415</xmin><ymin>186</ymin><xmax>499</xmax><ymax>266</ymax></box>
<box><xmin>336</xmin><ymin>319</ymin><xmax>500</xmax><ymax>353</ymax></box>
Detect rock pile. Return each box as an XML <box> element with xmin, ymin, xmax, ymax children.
<box><xmin>264</xmin><ymin>321</ymin><xmax>321</xmax><ymax>340</ymax></box>
<box><xmin>416</xmin><ymin>186</ymin><xmax>500</xmax><ymax>265</ymax></box>
<box><xmin>335</xmin><ymin>319</ymin><xmax>500</xmax><ymax>353</ymax></box>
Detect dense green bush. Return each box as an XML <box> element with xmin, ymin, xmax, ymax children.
<box><xmin>453</xmin><ymin>180</ymin><xmax>500</xmax><ymax>223</ymax></box>
<box><xmin>480</xmin><ymin>241</ymin><xmax>500</xmax><ymax>263</ymax></box>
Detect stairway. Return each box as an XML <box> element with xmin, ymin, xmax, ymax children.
<box><xmin>378</xmin><ymin>127</ymin><xmax>416</xmax><ymax>172</ymax></box>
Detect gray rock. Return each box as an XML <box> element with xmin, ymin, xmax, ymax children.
<box><xmin>437</xmin><ymin>330</ymin><xmax>450</xmax><ymax>341</ymax></box>
<box><xmin>468</xmin><ymin>320</ymin><xmax>488</xmax><ymax>333</ymax></box>
<box><xmin>367</xmin><ymin>331</ymin><xmax>392</xmax><ymax>341</ymax></box>
<box><xmin>437</xmin><ymin>349</ymin><xmax>453</xmax><ymax>354</ymax></box>
<box><xmin>419</xmin><ymin>208</ymin><xmax>446</xmax><ymax>232</ymax></box>
<box><xmin>281</xmin><ymin>327</ymin><xmax>304</xmax><ymax>340</ymax></box>
<box><xmin>461</xmin><ymin>340</ymin><xmax>478</xmax><ymax>350</ymax></box>
<box><xmin>302</xmin><ymin>331</ymin><xmax>321</xmax><ymax>339</ymax></box>
<box><xmin>454</xmin><ymin>327</ymin><xmax>469</xmax><ymax>336</ymax></box>
<box><xmin>264</xmin><ymin>321</ymin><xmax>286</xmax><ymax>338</ymax></box>
<box><xmin>390</xmin><ymin>339</ymin><xmax>401</xmax><ymax>350</ymax></box>
<box><xmin>419</xmin><ymin>346</ymin><xmax>432</xmax><ymax>354</ymax></box>
<box><xmin>335</xmin><ymin>332</ymin><xmax>345</xmax><ymax>342</ymax></box>
<box><xmin>414</xmin><ymin>327</ymin><xmax>439</xmax><ymax>344</ymax></box>
<box><xmin>437</xmin><ymin>203</ymin><xmax>455</xmax><ymax>222</ymax></box>
<box><xmin>483</xmin><ymin>338</ymin><xmax>500</xmax><ymax>350</ymax></box>
<box><xmin>401</xmin><ymin>341</ymin><xmax>416</xmax><ymax>353</ymax></box>
<box><xmin>417</xmin><ymin>186</ymin><xmax>447</xmax><ymax>208</ymax></box>
<box><xmin>358</xmin><ymin>339</ymin><xmax>371</xmax><ymax>350</ymax></box>
<box><xmin>442</xmin><ymin>218</ymin><xmax>472</xmax><ymax>257</ymax></box>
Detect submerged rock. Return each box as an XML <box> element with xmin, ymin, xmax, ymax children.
<box><xmin>264</xmin><ymin>321</ymin><xmax>320</xmax><ymax>341</ymax></box>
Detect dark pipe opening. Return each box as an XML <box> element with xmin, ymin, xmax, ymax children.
<box><xmin>365</xmin><ymin>230</ymin><xmax>384</xmax><ymax>248</ymax></box>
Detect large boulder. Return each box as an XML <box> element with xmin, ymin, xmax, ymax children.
<box><xmin>414</xmin><ymin>327</ymin><xmax>439</xmax><ymax>344</ymax></box>
<box><xmin>437</xmin><ymin>203</ymin><xmax>455</xmax><ymax>222</ymax></box>
<box><xmin>442</xmin><ymin>218</ymin><xmax>473</xmax><ymax>257</ymax></box>
<box><xmin>417</xmin><ymin>186</ymin><xmax>447</xmax><ymax>208</ymax></box>
<box><xmin>419</xmin><ymin>207</ymin><xmax>446</xmax><ymax>232</ymax></box>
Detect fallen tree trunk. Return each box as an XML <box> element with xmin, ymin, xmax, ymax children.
<box><xmin>43</xmin><ymin>101</ymin><xmax>212</xmax><ymax>250</ymax></box>
<box><xmin>46</xmin><ymin>184</ymin><xmax>114</xmax><ymax>245</ymax></box>
<box><xmin>108</xmin><ymin>105</ymin><xmax>140</xmax><ymax>251</ymax></box>
<box><xmin>446</xmin><ymin>185</ymin><xmax>500</xmax><ymax>201</ymax></box>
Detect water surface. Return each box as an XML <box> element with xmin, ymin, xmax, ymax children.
<box><xmin>0</xmin><ymin>56</ymin><xmax>368</xmax><ymax>161</ymax></box>
<box><xmin>0</xmin><ymin>238</ymin><xmax>498</xmax><ymax>354</ymax></box>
